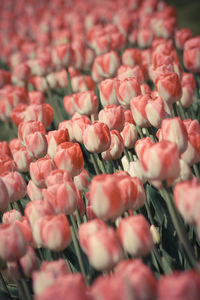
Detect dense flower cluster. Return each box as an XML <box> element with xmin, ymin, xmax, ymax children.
<box><xmin>0</xmin><ymin>0</ymin><xmax>200</xmax><ymax>299</ymax></box>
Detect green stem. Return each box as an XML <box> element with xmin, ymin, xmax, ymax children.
<box><xmin>66</xmin><ymin>68</ymin><xmax>73</xmax><ymax>95</ymax></box>
<box><xmin>97</xmin><ymin>153</ymin><xmax>107</xmax><ymax>173</ymax></box>
<box><xmin>124</xmin><ymin>148</ymin><xmax>131</xmax><ymax>163</ymax></box>
<box><xmin>178</xmin><ymin>101</ymin><xmax>187</xmax><ymax>120</ymax></box>
<box><xmin>90</xmin><ymin>153</ymin><xmax>101</xmax><ymax>174</ymax></box>
<box><xmin>136</xmin><ymin>125</ymin><xmax>144</xmax><ymax>139</ymax></box>
<box><xmin>0</xmin><ymin>272</ymin><xmax>11</xmax><ymax>297</ymax></box>
<box><xmin>69</xmin><ymin>217</ymin><xmax>88</xmax><ymax>285</ymax></box>
<box><xmin>76</xmin><ymin>208</ymin><xmax>82</xmax><ymax>227</ymax></box>
<box><xmin>193</xmin><ymin>164</ymin><xmax>200</xmax><ymax>180</ymax></box>
<box><xmin>17</xmin><ymin>261</ymin><xmax>32</xmax><ymax>300</ymax></box>
<box><xmin>160</xmin><ymin>186</ymin><xmax>197</xmax><ymax>269</ymax></box>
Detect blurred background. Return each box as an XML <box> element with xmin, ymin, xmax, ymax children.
<box><xmin>166</xmin><ymin>0</ymin><xmax>200</xmax><ymax>35</ymax></box>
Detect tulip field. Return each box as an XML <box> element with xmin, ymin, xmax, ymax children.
<box><xmin>1</xmin><ymin>0</ymin><xmax>200</xmax><ymax>299</ymax></box>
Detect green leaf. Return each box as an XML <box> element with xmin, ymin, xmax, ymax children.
<box><xmin>0</xmin><ymin>288</ymin><xmax>11</xmax><ymax>300</ymax></box>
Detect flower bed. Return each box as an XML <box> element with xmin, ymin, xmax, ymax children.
<box><xmin>0</xmin><ymin>0</ymin><xmax>200</xmax><ymax>299</ymax></box>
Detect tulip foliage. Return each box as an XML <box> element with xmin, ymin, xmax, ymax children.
<box><xmin>1</xmin><ymin>0</ymin><xmax>200</xmax><ymax>299</ymax></box>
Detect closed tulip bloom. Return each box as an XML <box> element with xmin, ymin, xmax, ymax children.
<box><xmin>122</xmin><ymin>48</ymin><xmax>142</xmax><ymax>67</ymax></box>
<box><xmin>0</xmin><ymin>177</ymin><xmax>9</xmax><ymax>212</ymax></box>
<box><xmin>2</xmin><ymin>171</ymin><xmax>26</xmax><ymax>203</ymax></box>
<box><xmin>83</xmin><ymin>121</ymin><xmax>111</xmax><ymax>153</ymax></box>
<box><xmin>63</xmin><ymin>94</ymin><xmax>76</xmax><ymax>116</ymax></box>
<box><xmin>54</xmin><ymin>142</ymin><xmax>84</xmax><ymax>177</ymax></box>
<box><xmin>24</xmin><ymin>103</ymin><xmax>54</xmax><ymax>128</ymax></box>
<box><xmin>98</xmin><ymin>105</ymin><xmax>125</xmax><ymax>132</ymax></box>
<box><xmin>158</xmin><ymin>270</ymin><xmax>200</xmax><ymax>300</ymax></box>
<box><xmin>135</xmin><ymin>137</ymin><xmax>155</xmax><ymax>160</ymax></box>
<box><xmin>47</xmin><ymin>129</ymin><xmax>69</xmax><ymax>159</ymax></box>
<box><xmin>15</xmin><ymin>217</ymin><xmax>35</xmax><ymax>247</ymax></box>
<box><xmin>117</xmin><ymin>175</ymin><xmax>138</xmax><ymax>210</ymax></box>
<box><xmin>28</xmin><ymin>91</ymin><xmax>45</xmax><ymax>105</ymax></box>
<box><xmin>130</xmin><ymin>94</ymin><xmax>151</xmax><ymax>128</ymax></box>
<box><xmin>18</xmin><ymin>120</ymin><xmax>46</xmax><ymax>145</ymax></box>
<box><xmin>181</xmin><ymin>139</ymin><xmax>200</xmax><ymax>166</ymax></box>
<box><xmin>102</xmin><ymin>130</ymin><xmax>124</xmax><ymax>161</ymax></box>
<box><xmin>121</xmin><ymin>122</ymin><xmax>138</xmax><ymax>149</ymax></box>
<box><xmin>33</xmin><ymin>214</ymin><xmax>71</xmax><ymax>251</ymax></box>
<box><xmin>156</xmin><ymin>72</ymin><xmax>182</xmax><ymax>104</ymax></box>
<box><xmin>2</xmin><ymin>209</ymin><xmax>22</xmax><ymax>224</ymax></box>
<box><xmin>45</xmin><ymin>169</ymin><xmax>72</xmax><ymax>187</ymax></box>
<box><xmin>115</xmin><ymin>259</ymin><xmax>157</xmax><ymax>300</ymax></box>
<box><xmin>12</xmin><ymin>62</ymin><xmax>31</xmax><ymax>85</ymax></box>
<box><xmin>0</xmin><ymin>223</ymin><xmax>27</xmax><ymax>261</ymax></box>
<box><xmin>180</xmin><ymin>84</ymin><xmax>195</xmax><ymax>108</ymax></box>
<box><xmin>129</xmin><ymin>160</ymin><xmax>147</xmax><ymax>184</ymax></box>
<box><xmin>33</xmin><ymin>259</ymin><xmax>70</xmax><ymax>295</ymax></box>
<box><xmin>52</xmin><ymin>44</ymin><xmax>74</xmax><ymax>68</ymax></box>
<box><xmin>183</xmin><ymin>36</ymin><xmax>200</xmax><ymax>73</ymax></box>
<box><xmin>12</xmin><ymin>146</ymin><xmax>33</xmax><ymax>172</ymax></box>
<box><xmin>29</xmin><ymin>157</ymin><xmax>56</xmax><ymax>188</ymax></box>
<box><xmin>137</xmin><ymin>28</ymin><xmax>154</xmax><ymax>49</ymax></box>
<box><xmin>174</xmin><ymin>178</ymin><xmax>200</xmax><ymax>224</ymax></box>
<box><xmin>7</xmin><ymin>246</ymin><xmax>38</xmax><ymax>279</ymax></box>
<box><xmin>43</xmin><ymin>181</ymin><xmax>77</xmax><ymax>215</ymax></box>
<box><xmin>123</xmin><ymin>109</ymin><xmax>136</xmax><ymax>125</ymax></box>
<box><xmin>18</xmin><ymin>120</ymin><xmax>46</xmax><ymax>146</ymax></box>
<box><xmin>78</xmin><ymin>219</ymin><xmax>107</xmax><ymax>253</ymax></box>
<box><xmin>25</xmin><ymin>132</ymin><xmax>48</xmax><ymax>159</ymax></box>
<box><xmin>175</xmin><ymin>28</ymin><xmax>193</xmax><ymax>50</ymax></box>
<box><xmin>116</xmin><ymin>215</ymin><xmax>153</xmax><ymax>257</ymax></box>
<box><xmin>80</xmin><ymin>226</ymin><xmax>123</xmax><ymax>271</ymax></box>
<box><xmin>0</xmin><ymin>141</ymin><xmax>12</xmax><ymax>158</ymax></box>
<box><xmin>145</xmin><ymin>96</ymin><xmax>165</xmax><ymax>128</ymax></box>
<box><xmin>173</xmin><ymin>158</ymin><xmax>193</xmax><ymax>185</ymax></box>
<box><xmin>72</xmin><ymin>115</ymin><xmax>91</xmax><ymax>143</ymax></box>
<box><xmin>117</xmin><ymin>65</ymin><xmax>145</xmax><ymax>83</ymax></box>
<box><xmin>131</xmin><ymin>177</ymin><xmax>146</xmax><ymax>210</ymax></box>
<box><xmin>90</xmin><ymin>274</ymin><xmax>133</xmax><ymax>300</ymax></box>
<box><xmin>27</xmin><ymin>180</ymin><xmax>44</xmax><ymax>202</ymax></box>
<box><xmin>71</xmin><ymin>75</ymin><xmax>95</xmax><ymax>93</ymax></box>
<box><xmin>34</xmin><ymin>274</ymin><xmax>88</xmax><ymax>300</ymax></box>
<box><xmin>0</xmin><ymin>155</ymin><xmax>17</xmax><ymax>175</ymax></box>
<box><xmin>58</xmin><ymin>119</ymin><xmax>75</xmax><ymax>142</ymax></box>
<box><xmin>116</xmin><ymin>77</ymin><xmax>141</xmax><ymax>109</ymax></box>
<box><xmin>74</xmin><ymin>169</ymin><xmax>90</xmax><ymax>192</ymax></box>
<box><xmin>74</xmin><ymin>91</ymin><xmax>99</xmax><ymax>115</ymax></box>
<box><xmin>89</xmin><ymin>174</ymin><xmax>124</xmax><ymax>220</ymax></box>
<box><xmin>92</xmin><ymin>51</ymin><xmax>120</xmax><ymax>82</ymax></box>
<box><xmin>25</xmin><ymin>199</ymin><xmax>55</xmax><ymax>228</ymax></box>
<box><xmin>160</xmin><ymin>117</ymin><xmax>188</xmax><ymax>154</ymax></box>
<box><xmin>140</xmin><ymin>140</ymin><xmax>180</xmax><ymax>181</ymax></box>
<box><xmin>99</xmin><ymin>78</ymin><xmax>119</xmax><ymax>107</ymax></box>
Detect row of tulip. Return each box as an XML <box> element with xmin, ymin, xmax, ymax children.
<box><xmin>0</xmin><ymin>0</ymin><xmax>200</xmax><ymax>299</ymax></box>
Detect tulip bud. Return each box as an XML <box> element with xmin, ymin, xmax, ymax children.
<box><xmin>0</xmin><ymin>223</ymin><xmax>27</xmax><ymax>261</ymax></box>
<box><xmin>2</xmin><ymin>171</ymin><xmax>26</xmax><ymax>203</ymax></box>
<box><xmin>140</xmin><ymin>140</ymin><xmax>180</xmax><ymax>181</ymax></box>
<box><xmin>89</xmin><ymin>174</ymin><xmax>124</xmax><ymax>220</ymax></box>
<box><xmin>160</xmin><ymin>117</ymin><xmax>188</xmax><ymax>154</ymax></box>
<box><xmin>116</xmin><ymin>215</ymin><xmax>153</xmax><ymax>257</ymax></box>
<box><xmin>33</xmin><ymin>214</ymin><xmax>71</xmax><ymax>251</ymax></box>
<box><xmin>102</xmin><ymin>130</ymin><xmax>124</xmax><ymax>161</ymax></box>
<box><xmin>99</xmin><ymin>78</ymin><xmax>119</xmax><ymax>107</ymax></box>
<box><xmin>2</xmin><ymin>209</ymin><xmax>22</xmax><ymax>224</ymax></box>
<box><xmin>98</xmin><ymin>104</ymin><xmax>125</xmax><ymax>132</ymax></box>
<box><xmin>54</xmin><ymin>142</ymin><xmax>84</xmax><ymax>177</ymax></box>
<box><xmin>83</xmin><ymin>121</ymin><xmax>111</xmax><ymax>153</ymax></box>
<box><xmin>115</xmin><ymin>259</ymin><xmax>157</xmax><ymax>300</ymax></box>
<box><xmin>121</xmin><ymin>122</ymin><xmax>138</xmax><ymax>149</ymax></box>
<box><xmin>116</xmin><ymin>77</ymin><xmax>141</xmax><ymax>109</ymax></box>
